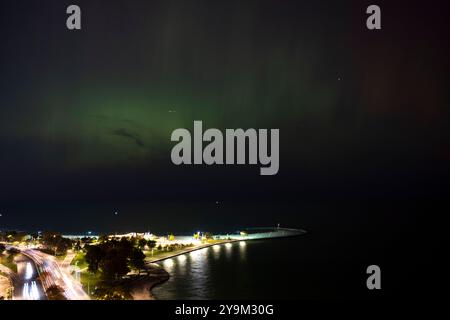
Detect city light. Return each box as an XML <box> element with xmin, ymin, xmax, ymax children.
<box><xmin>1</xmin><ymin>224</ymin><xmax>305</xmax><ymax>300</ymax></box>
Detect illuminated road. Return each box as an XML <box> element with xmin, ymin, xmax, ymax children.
<box><xmin>14</xmin><ymin>254</ymin><xmax>46</xmax><ymax>300</ymax></box>
<box><xmin>22</xmin><ymin>249</ymin><xmax>90</xmax><ymax>300</ymax></box>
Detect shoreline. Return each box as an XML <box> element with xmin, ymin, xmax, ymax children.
<box><xmin>129</xmin><ymin>264</ymin><xmax>170</xmax><ymax>300</ymax></box>
<box><xmin>146</xmin><ymin>231</ymin><xmax>306</xmax><ymax>300</ymax></box>
<box><xmin>146</xmin><ymin>239</ymin><xmax>238</xmax><ymax>264</ymax></box>
<box><xmin>141</xmin><ymin>240</ymin><xmax>237</xmax><ymax>300</ymax></box>
<box><xmin>146</xmin><ymin>229</ymin><xmax>306</xmax><ymax>264</ymax></box>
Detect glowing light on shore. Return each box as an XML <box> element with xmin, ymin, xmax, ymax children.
<box><xmin>213</xmin><ymin>245</ymin><xmax>221</xmax><ymax>251</ymax></box>
<box><xmin>225</xmin><ymin>243</ymin><xmax>232</xmax><ymax>249</ymax></box>
<box><xmin>178</xmin><ymin>255</ymin><xmax>186</xmax><ymax>262</ymax></box>
<box><xmin>239</xmin><ymin>241</ymin><xmax>246</xmax><ymax>247</ymax></box>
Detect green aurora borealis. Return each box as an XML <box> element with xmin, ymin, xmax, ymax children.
<box><xmin>0</xmin><ymin>1</ymin><xmax>448</xmax><ymax>233</ymax></box>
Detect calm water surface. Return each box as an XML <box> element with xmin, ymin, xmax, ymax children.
<box><xmin>151</xmin><ymin>235</ymin><xmax>376</xmax><ymax>299</ymax></box>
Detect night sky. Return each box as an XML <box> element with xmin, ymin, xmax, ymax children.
<box><xmin>0</xmin><ymin>0</ymin><xmax>448</xmax><ymax>243</ymax></box>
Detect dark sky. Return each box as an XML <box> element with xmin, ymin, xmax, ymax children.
<box><xmin>0</xmin><ymin>0</ymin><xmax>449</xmax><ymax>235</ymax></box>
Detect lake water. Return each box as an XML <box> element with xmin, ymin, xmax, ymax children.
<box><xmin>151</xmin><ymin>234</ymin><xmax>379</xmax><ymax>299</ymax></box>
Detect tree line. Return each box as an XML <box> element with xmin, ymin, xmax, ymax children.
<box><xmin>85</xmin><ymin>237</ymin><xmax>153</xmax><ymax>280</ymax></box>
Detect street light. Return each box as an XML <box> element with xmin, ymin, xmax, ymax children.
<box><xmin>114</xmin><ymin>211</ymin><xmax>119</xmax><ymax>237</ymax></box>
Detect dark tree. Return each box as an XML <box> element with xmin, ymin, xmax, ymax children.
<box><xmin>129</xmin><ymin>248</ymin><xmax>146</xmax><ymax>274</ymax></box>
<box><xmin>81</xmin><ymin>237</ymin><xmax>93</xmax><ymax>244</ymax></box>
<box><xmin>147</xmin><ymin>240</ymin><xmax>157</xmax><ymax>249</ymax></box>
<box><xmin>42</xmin><ymin>232</ymin><xmax>61</xmax><ymax>246</ymax></box>
<box><xmin>137</xmin><ymin>238</ymin><xmax>147</xmax><ymax>250</ymax></box>
<box><xmin>41</xmin><ymin>232</ymin><xmax>73</xmax><ymax>255</ymax></box>
<box><xmin>204</xmin><ymin>232</ymin><xmax>213</xmax><ymax>239</ymax></box>
<box><xmin>98</xmin><ymin>234</ymin><xmax>109</xmax><ymax>243</ymax></box>
<box><xmin>85</xmin><ymin>245</ymin><xmax>104</xmax><ymax>273</ymax></box>
<box><xmin>101</xmin><ymin>249</ymin><xmax>129</xmax><ymax>280</ymax></box>
<box><xmin>5</xmin><ymin>231</ymin><xmax>26</xmax><ymax>242</ymax></box>
<box><xmin>46</xmin><ymin>285</ymin><xmax>66</xmax><ymax>300</ymax></box>
<box><xmin>118</xmin><ymin>237</ymin><xmax>134</xmax><ymax>255</ymax></box>
<box><xmin>74</xmin><ymin>240</ymin><xmax>82</xmax><ymax>251</ymax></box>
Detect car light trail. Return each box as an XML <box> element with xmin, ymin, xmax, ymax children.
<box><xmin>25</xmin><ymin>262</ymin><xmax>33</xmax><ymax>280</ymax></box>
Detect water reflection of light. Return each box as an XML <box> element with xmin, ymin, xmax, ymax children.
<box><xmin>176</xmin><ymin>255</ymin><xmax>187</xmax><ymax>275</ymax></box>
<box><xmin>163</xmin><ymin>259</ymin><xmax>174</xmax><ymax>270</ymax></box>
<box><xmin>239</xmin><ymin>241</ymin><xmax>247</xmax><ymax>258</ymax></box>
<box><xmin>190</xmin><ymin>250</ymin><xmax>200</xmax><ymax>259</ymax></box>
<box><xmin>212</xmin><ymin>245</ymin><xmax>221</xmax><ymax>259</ymax></box>
<box><xmin>224</xmin><ymin>242</ymin><xmax>232</xmax><ymax>259</ymax></box>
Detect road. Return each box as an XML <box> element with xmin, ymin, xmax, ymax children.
<box><xmin>59</xmin><ymin>251</ymin><xmax>76</xmax><ymax>269</ymax></box>
<box><xmin>15</xmin><ymin>254</ymin><xmax>46</xmax><ymax>300</ymax></box>
<box><xmin>22</xmin><ymin>249</ymin><xmax>90</xmax><ymax>300</ymax></box>
<box><xmin>1</xmin><ymin>254</ymin><xmax>46</xmax><ymax>300</ymax></box>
